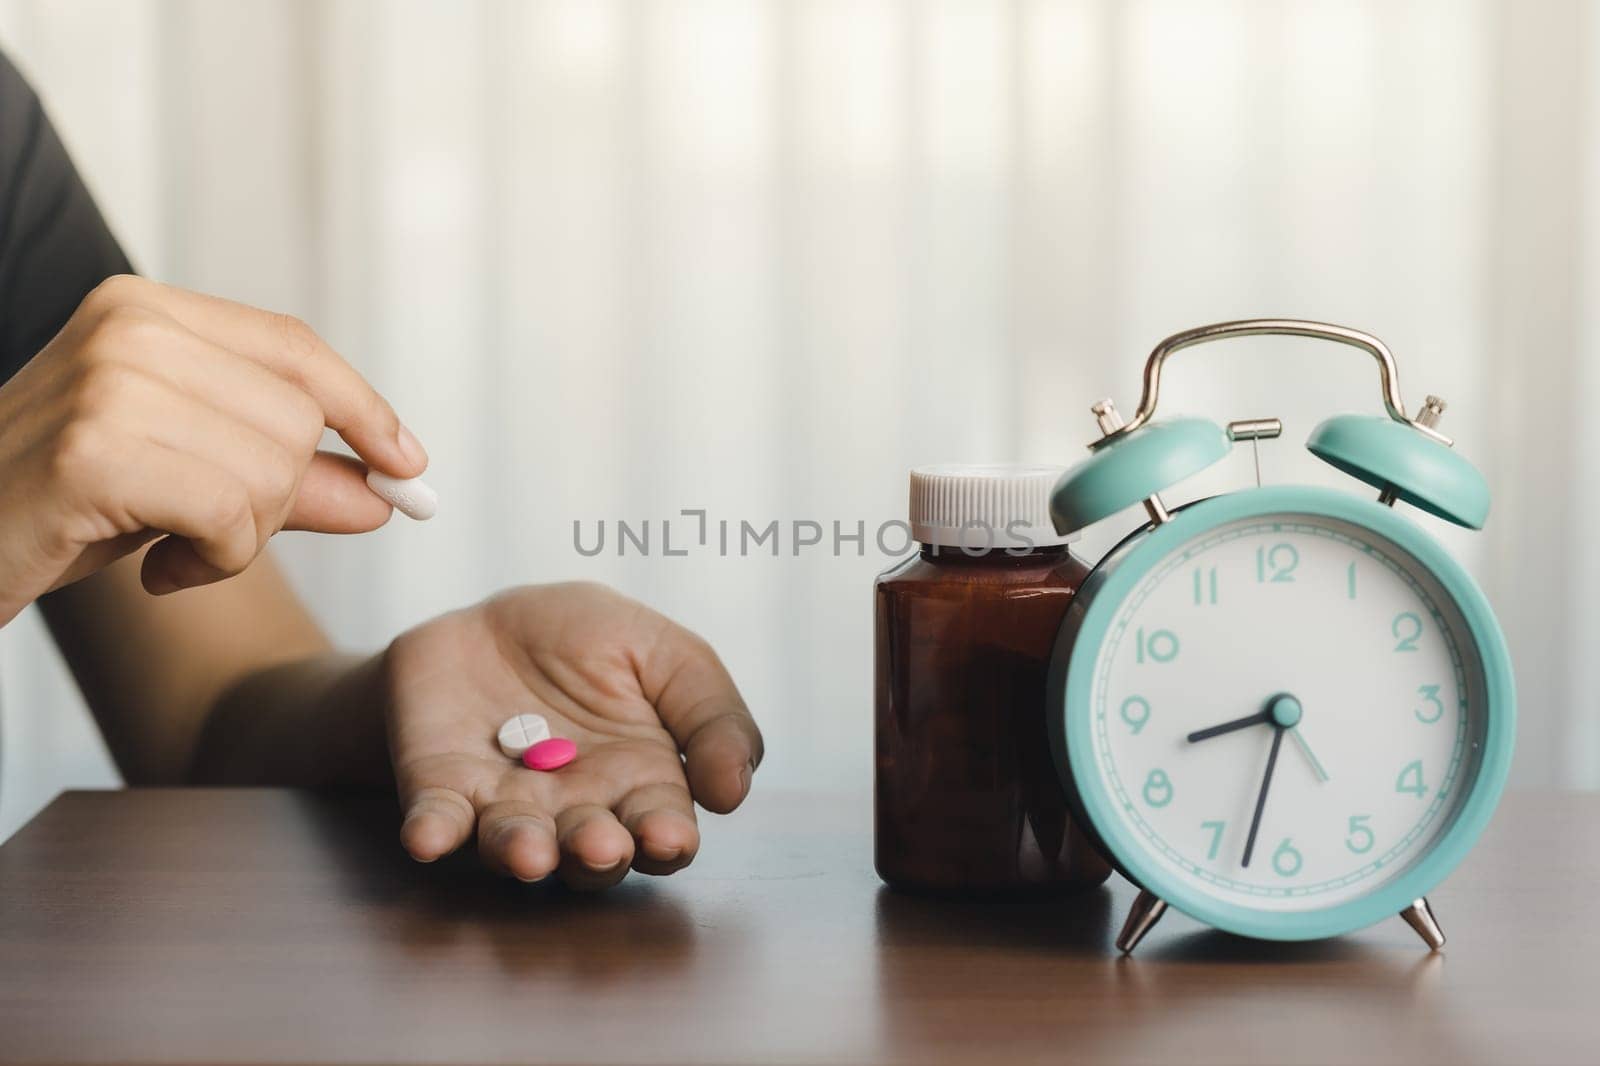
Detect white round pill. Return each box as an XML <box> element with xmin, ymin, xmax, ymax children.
<box><xmin>367</xmin><ymin>471</ymin><xmax>438</xmax><ymax>521</ymax></box>
<box><xmin>497</xmin><ymin>714</ymin><xmax>552</xmax><ymax>759</ymax></box>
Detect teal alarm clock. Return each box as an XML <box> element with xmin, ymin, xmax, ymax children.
<box><xmin>1046</xmin><ymin>320</ymin><xmax>1515</xmax><ymax>953</ymax></box>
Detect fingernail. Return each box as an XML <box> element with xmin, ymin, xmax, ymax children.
<box><xmin>396</xmin><ymin>423</ymin><xmax>429</xmax><ymax>470</ymax></box>
<box><xmin>738</xmin><ymin>761</ymin><xmax>753</xmax><ymax>796</ymax></box>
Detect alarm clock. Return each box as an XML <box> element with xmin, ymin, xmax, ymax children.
<box><xmin>1046</xmin><ymin>319</ymin><xmax>1515</xmax><ymax>953</ymax></box>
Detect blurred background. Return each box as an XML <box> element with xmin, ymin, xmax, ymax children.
<box><xmin>1</xmin><ymin>0</ymin><xmax>1595</xmax><ymax>839</ymax></box>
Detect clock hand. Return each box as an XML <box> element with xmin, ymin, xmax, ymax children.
<box><xmin>1288</xmin><ymin>725</ymin><xmax>1330</xmax><ymax>783</ymax></box>
<box><xmin>1186</xmin><ymin>709</ymin><xmax>1272</xmax><ymax>743</ymax></box>
<box><xmin>1241</xmin><ymin>724</ymin><xmax>1286</xmax><ymax>868</ymax></box>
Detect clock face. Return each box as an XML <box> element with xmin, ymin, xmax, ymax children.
<box><xmin>1086</xmin><ymin>511</ymin><xmax>1489</xmax><ymax>913</ymax></box>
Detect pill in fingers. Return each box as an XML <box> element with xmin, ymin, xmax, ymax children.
<box><xmin>496</xmin><ymin>713</ymin><xmax>552</xmax><ymax>759</ymax></box>
<box><xmin>366</xmin><ymin>470</ymin><xmax>438</xmax><ymax>521</ymax></box>
<box><xmin>523</xmin><ymin>738</ymin><xmax>577</xmax><ymax>772</ymax></box>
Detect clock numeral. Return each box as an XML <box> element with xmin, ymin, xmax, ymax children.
<box><xmin>1119</xmin><ymin>695</ymin><xmax>1151</xmax><ymax>735</ymax></box>
<box><xmin>1347</xmin><ymin>561</ymin><xmax>1357</xmax><ymax>599</ymax></box>
<box><xmin>1255</xmin><ymin>543</ymin><xmax>1300</xmax><ymax>583</ymax></box>
<box><xmin>1135</xmin><ymin>627</ymin><xmax>1180</xmax><ymax>664</ymax></box>
<box><xmin>1142</xmin><ymin>768</ymin><xmax>1173</xmax><ymax>808</ymax></box>
<box><xmin>1414</xmin><ymin>684</ymin><xmax>1445</xmax><ymax>724</ymax></box>
<box><xmin>1392</xmin><ymin>611</ymin><xmax>1423</xmax><ymax>652</ymax></box>
<box><xmin>1192</xmin><ymin>567</ymin><xmax>1218</xmax><ymax>606</ymax></box>
<box><xmin>1272</xmin><ymin>838</ymin><xmax>1303</xmax><ymax>877</ymax></box>
<box><xmin>1395</xmin><ymin>759</ymin><xmax>1427</xmax><ymax>797</ymax></box>
<box><xmin>1345</xmin><ymin>814</ymin><xmax>1375</xmax><ymax>855</ymax></box>
<box><xmin>1201</xmin><ymin>820</ymin><xmax>1225</xmax><ymax>861</ymax></box>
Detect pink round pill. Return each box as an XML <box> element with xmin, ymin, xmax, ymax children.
<box><xmin>522</xmin><ymin>737</ymin><xmax>577</xmax><ymax>771</ymax></box>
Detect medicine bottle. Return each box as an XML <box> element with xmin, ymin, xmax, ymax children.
<box><xmin>874</xmin><ymin>464</ymin><xmax>1111</xmax><ymax>895</ymax></box>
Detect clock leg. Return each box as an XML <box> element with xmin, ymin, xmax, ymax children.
<box><xmin>1116</xmin><ymin>889</ymin><xmax>1168</xmax><ymax>954</ymax></box>
<box><xmin>1399</xmin><ymin>896</ymin><xmax>1446</xmax><ymax>950</ymax></box>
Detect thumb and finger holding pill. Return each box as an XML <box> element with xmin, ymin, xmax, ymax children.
<box><xmin>148</xmin><ymin>458</ymin><xmax>437</xmax><ymax>592</ymax></box>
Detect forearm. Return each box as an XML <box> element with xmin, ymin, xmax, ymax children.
<box><xmin>189</xmin><ymin>650</ymin><xmax>391</xmax><ymax>787</ymax></box>
<box><xmin>40</xmin><ymin>547</ymin><xmax>336</xmax><ymax>784</ymax></box>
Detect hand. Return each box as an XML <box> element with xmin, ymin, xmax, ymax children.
<box><xmin>0</xmin><ymin>275</ymin><xmax>426</xmax><ymax>623</ymax></box>
<box><xmin>383</xmin><ymin>582</ymin><xmax>763</xmax><ymax>889</ymax></box>
<box><xmin>1187</xmin><ymin>709</ymin><xmax>1272</xmax><ymax>743</ymax></box>
<box><xmin>1241</xmin><ymin>725</ymin><xmax>1285</xmax><ymax>868</ymax></box>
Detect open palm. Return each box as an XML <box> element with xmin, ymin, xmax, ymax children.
<box><xmin>383</xmin><ymin>582</ymin><xmax>762</xmax><ymax>888</ymax></box>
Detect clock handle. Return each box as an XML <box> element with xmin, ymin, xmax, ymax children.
<box><xmin>1092</xmin><ymin>319</ymin><xmax>1451</xmax><ymax>451</ymax></box>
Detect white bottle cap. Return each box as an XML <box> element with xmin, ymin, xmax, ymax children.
<box><xmin>909</xmin><ymin>464</ymin><xmax>1078</xmax><ymax>551</ymax></box>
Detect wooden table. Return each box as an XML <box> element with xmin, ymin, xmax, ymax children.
<box><xmin>0</xmin><ymin>788</ymin><xmax>1593</xmax><ymax>1065</ymax></box>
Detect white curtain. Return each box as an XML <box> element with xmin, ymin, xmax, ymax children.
<box><xmin>1</xmin><ymin>0</ymin><xmax>1595</xmax><ymax>839</ymax></box>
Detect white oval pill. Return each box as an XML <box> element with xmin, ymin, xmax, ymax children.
<box><xmin>497</xmin><ymin>714</ymin><xmax>552</xmax><ymax>759</ymax></box>
<box><xmin>367</xmin><ymin>471</ymin><xmax>438</xmax><ymax>521</ymax></box>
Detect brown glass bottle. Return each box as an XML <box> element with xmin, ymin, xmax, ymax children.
<box><xmin>874</xmin><ymin>469</ymin><xmax>1111</xmax><ymax>896</ymax></box>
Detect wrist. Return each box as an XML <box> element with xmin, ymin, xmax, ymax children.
<box><xmin>190</xmin><ymin>651</ymin><xmax>391</xmax><ymax>787</ymax></box>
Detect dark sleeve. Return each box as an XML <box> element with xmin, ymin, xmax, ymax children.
<box><xmin>0</xmin><ymin>49</ymin><xmax>133</xmax><ymax>383</ymax></box>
